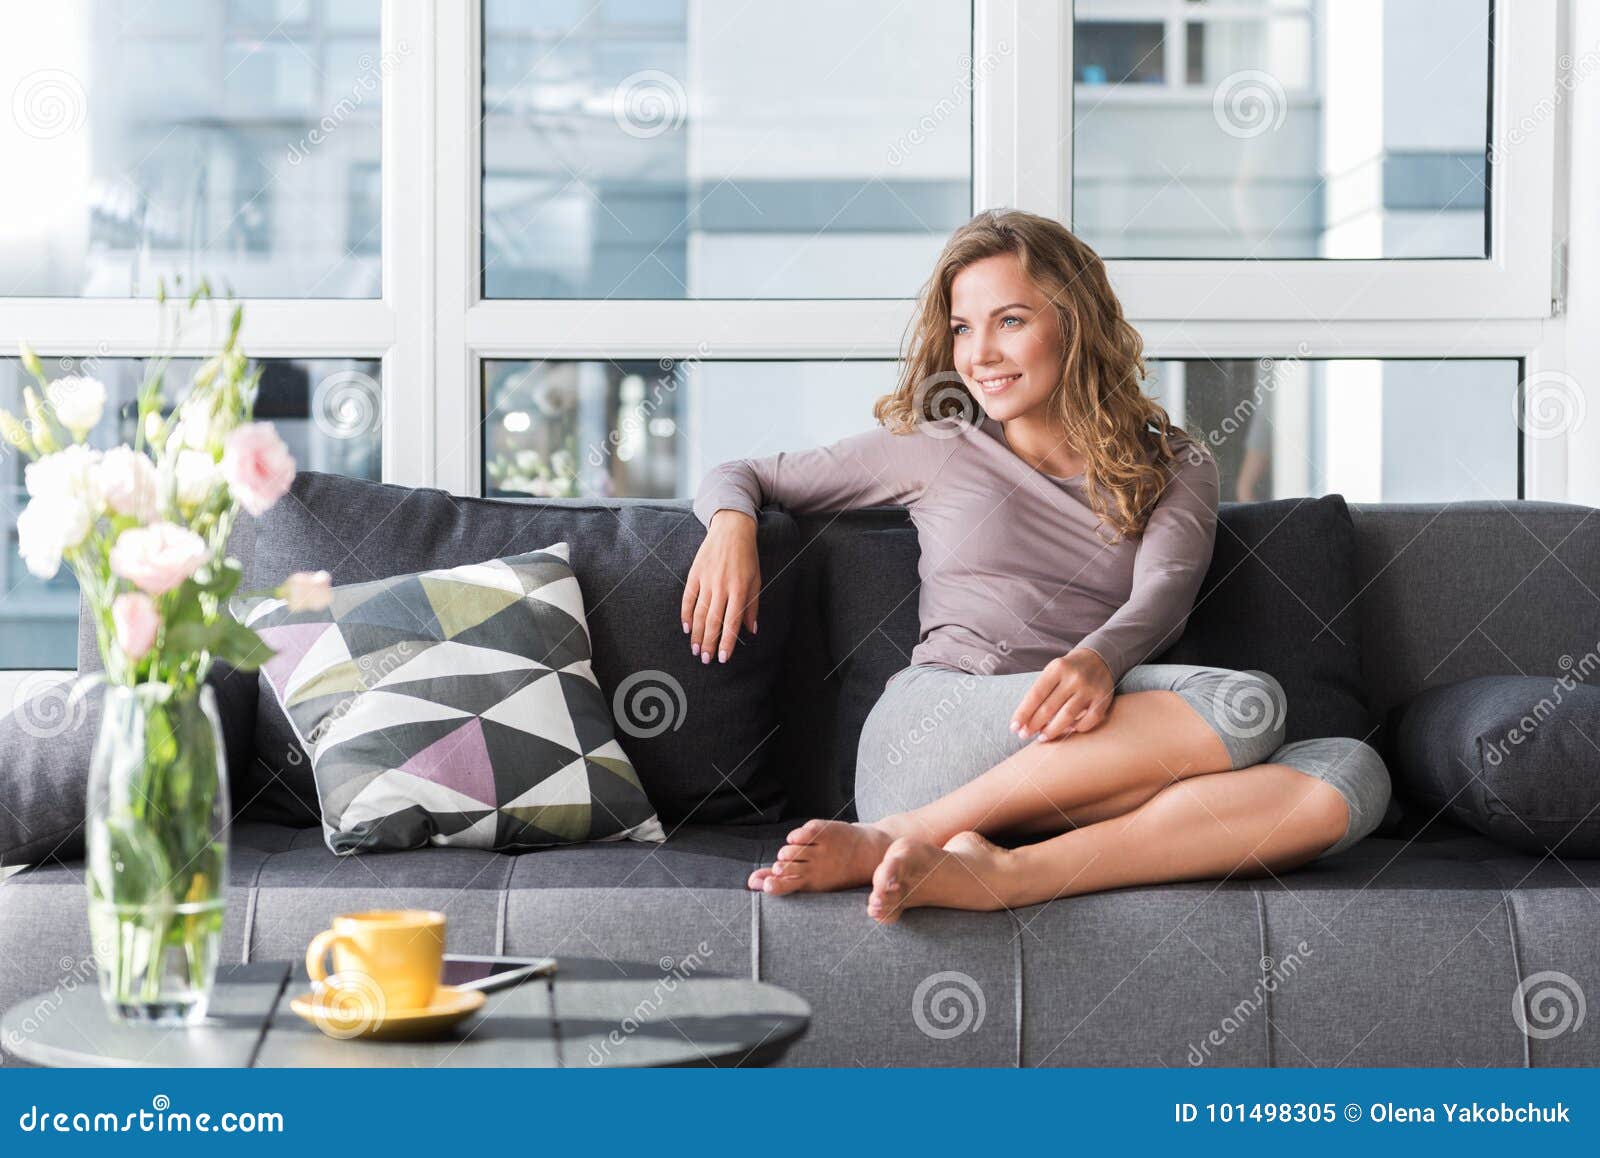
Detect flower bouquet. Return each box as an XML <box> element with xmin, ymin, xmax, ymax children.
<box><xmin>1</xmin><ymin>288</ymin><xmax>332</xmax><ymax>1024</ymax></box>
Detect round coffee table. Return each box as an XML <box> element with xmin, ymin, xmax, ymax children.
<box><xmin>2</xmin><ymin>957</ymin><xmax>810</xmax><ymax>1068</ymax></box>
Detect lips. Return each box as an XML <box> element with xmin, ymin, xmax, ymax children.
<box><xmin>975</xmin><ymin>373</ymin><xmax>1021</xmax><ymax>395</ymax></box>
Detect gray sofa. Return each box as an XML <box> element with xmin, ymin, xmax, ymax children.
<box><xmin>3</xmin><ymin>471</ymin><xmax>1599</xmax><ymax>1067</ymax></box>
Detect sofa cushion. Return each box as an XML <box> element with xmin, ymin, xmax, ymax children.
<box><xmin>787</xmin><ymin>496</ymin><xmax>1376</xmax><ymax>821</ymax></box>
<box><xmin>1154</xmin><ymin>494</ymin><xmax>1373</xmax><ymax>744</ymax></box>
<box><xmin>246</xmin><ymin>473</ymin><xmax>801</xmax><ymax>827</ymax></box>
<box><xmin>1389</xmin><ymin>675</ymin><xmax>1600</xmax><ymax>856</ymax></box>
<box><xmin>244</xmin><ymin>543</ymin><xmax>666</xmax><ymax>854</ymax></box>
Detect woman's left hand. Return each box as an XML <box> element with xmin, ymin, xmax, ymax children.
<box><xmin>1009</xmin><ymin>649</ymin><xmax>1116</xmax><ymax>742</ymax></box>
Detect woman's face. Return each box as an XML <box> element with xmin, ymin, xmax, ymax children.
<box><xmin>948</xmin><ymin>252</ymin><xmax>1065</xmax><ymax>424</ymax></box>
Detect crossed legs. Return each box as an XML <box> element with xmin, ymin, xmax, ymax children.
<box><xmin>749</xmin><ymin>668</ymin><xmax>1354</xmax><ymax>923</ymax></box>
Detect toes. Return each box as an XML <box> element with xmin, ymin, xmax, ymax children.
<box><xmin>764</xmin><ymin>863</ymin><xmax>805</xmax><ymax>895</ymax></box>
<box><xmin>786</xmin><ymin>819</ymin><xmax>825</xmax><ymax>845</ymax></box>
<box><xmin>774</xmin><ymin>843</ymin><xmax>804</xmax><ymax>862</ymax></box>
<box><xmin>747</xmin><ymin>867</ymin><xmax>773</xmax><ymax>891</ymax></box>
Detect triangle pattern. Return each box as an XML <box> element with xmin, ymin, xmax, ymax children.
<box><xmin>396</xmin><ymin>717</ymin><xmax>498</xmax><ymax>807</ymax></box>
<box><xmin>256</xmin><ymin>545</ymin><xmax>664</xmax><ymax>854</ymax></box>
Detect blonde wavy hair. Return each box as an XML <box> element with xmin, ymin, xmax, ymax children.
<box><xmin>875</xmin><ymin>208</ymin><xmax>1193</xmax><ymax>541</ymax></box>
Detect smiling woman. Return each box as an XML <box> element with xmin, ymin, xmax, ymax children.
<box><xmin>685</xmin><ymin>208</ymin><xmax>1391</xmax><ymax>923</ymax></box>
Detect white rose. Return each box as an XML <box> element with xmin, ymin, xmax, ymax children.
<box><xmin>16</xmin><ymin>496</ymin><xmax>92</xmax><ymax>579</ymax></box>
<box><xmin>173</xmin><ymin>400</ymin><xmax>234</xmax><ymax>454</ymax></box>
<box><xmin>45</xmin><ymin>376</ymin><xmax>107</xmax><ymax>436</ymax></box>
<box><xmin>24</xmin><ymin>445</ymin><xmax>103</xmax><ymax>509</ymax></box>
<box><xmin>173</xmin><ymin>449</ymin><xmax>221</xmax><ymax>510</ymax></box>
<box><xmin>96</xmin><ymin>446</ymin><xmax>159</xmax><ymax>521</ymax></box>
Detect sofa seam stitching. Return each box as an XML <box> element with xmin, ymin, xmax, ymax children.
<box><xmin>239</xmin><ymin>838</ymin><xmax>276</xmax><ymax>965</ymax></box>
<box><xmin>750</xmin><ymin>838</ymin><xmax>768</xmax><ymax>982</ymax></box>
<box><xmin>1009</xmin><ymin>910</ymin><xmax>1024</xmax><ymax>1068</ymax></box>
<box><xmin>1254</xmin><ymin>887</ymin><xmax>1274</xmax><ymax>1068</ymax></box>
<box><xmin>496</xmin><ymin>855</ymin><xmax>515</xmax><ymax>956</ymax></box>
<box><xmin>1503</xmin><ymin>891</ymin><xmax>1531</xmax><ymax>1068</ymax></box>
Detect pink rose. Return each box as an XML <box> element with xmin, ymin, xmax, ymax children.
<box><xmin>283</xmin><ymin>570</ymin><xmax>333</xmax><ymax>612</ymax></box>
<box><xmin>112</xmin><ymin>592</ymin><xmax>161</xmax><ymax>662</ymax></box>
<box><xmin>221</xmin><ymin>422</ymin><xmax>295</xmax><ymax>517</ymax></box>
<box><xmin>109</xmin><ymin>522</ymin><xmax>209</xmax><ymax>597</ymax></box>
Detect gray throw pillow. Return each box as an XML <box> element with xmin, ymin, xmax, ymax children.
<box><xmin>1390</xmin><ymin>674</ymin><xmax>1600</xmax><ymax>856</ymax></box>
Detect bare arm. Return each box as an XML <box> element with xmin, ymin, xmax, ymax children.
<box><xmin>1072</xmin><ymin>443</ymin><xmax>1220</xmax><ymax>684</ymax></box>
<box><xmin>685</xmin><ymin>425</ymin><xmax>937</xmax><ymax>665</ymax></box>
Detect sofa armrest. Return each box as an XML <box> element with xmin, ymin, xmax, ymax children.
<box><xmin>0</xmin><ymin>670</ymin><xmax>93</xmax><ymax>869</ymax></box>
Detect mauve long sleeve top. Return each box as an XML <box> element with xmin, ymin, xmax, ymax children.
<box><xmin>692</xmin><ymin>414</ymin><xmax>1219</xmax><ymax>684</ymax></box>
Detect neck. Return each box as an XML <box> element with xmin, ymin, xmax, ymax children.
<box><xmin>999</xmin><ymin>410</ymin><xmax>1084</xmax><ymax>477</ymax></box>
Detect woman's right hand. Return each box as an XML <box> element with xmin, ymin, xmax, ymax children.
<box><xmin>682</xmin><ymin>509</ymin><xmax>761</xmax><ymax>664</ymax></box>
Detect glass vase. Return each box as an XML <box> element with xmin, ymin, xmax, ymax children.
<box><xmin>85</xmin><ymin>683</ymin><xmax>230</xmax><ymax>1025</ymax></box>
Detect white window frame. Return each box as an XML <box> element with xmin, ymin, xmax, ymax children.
<box><xmin>0</xmin><ymin>0</ymin><xmax>1575</xmax><ymax>513</ymax></box>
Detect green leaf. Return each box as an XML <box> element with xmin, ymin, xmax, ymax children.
<box><xmin>164</xmin><ymin>618</ymin><xmax>274</xmax><ymax>674</ymax></box>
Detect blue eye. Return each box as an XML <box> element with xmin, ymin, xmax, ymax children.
<box><xmin>1001</xmin><ymin>315</ymin><xmax>1022</xmax><ymax>327</ymax></box>
<box><xmin>951</xmin><ymin>323</ymin><xmax>970</xmax><ymax>335</ymax></box>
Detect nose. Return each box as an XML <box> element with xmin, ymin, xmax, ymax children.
<box><xmin>969</xmin><ymin>325</ymin><xmax>1000</xmax><ymax>367</ymax></box>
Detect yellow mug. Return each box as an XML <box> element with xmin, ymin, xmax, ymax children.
<box><xmin>305</xmin><ymin>909</ymin><xmax>446</xmax><ymax>1012</ymax></box>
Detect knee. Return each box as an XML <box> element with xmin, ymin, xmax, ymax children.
<box><xmin>1270</xmin><ymin>737</ymin><xmax>1391</xmax><ymax>851</ymax></box>
<box><xmin>1192</xmin><ymin>668</ymin><xmax>1289</xmax><ymax>769</ymax></box>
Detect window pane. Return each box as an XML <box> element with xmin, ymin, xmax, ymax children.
<box><xmin>1073</xmin><ymin>1</ymin><xmax>1490</xmax><ymax>258</ymax></box>
<box><xmin>1</xmin><ymin>356</ymin><xmax>381</xmax><ymax>668</ymax></box>
<box><xmin>0</xmin><ymin>1</ymin><xmax>384</xmax><ymax>297</ymax></box>
<box><xmin>487</xmin><ymin>356</ymin><xmax>1521</xmax><ymax>506</ymax></box>
<box><xmin>1150</xmin><ymin>357</ymin><xmax>1521</xmax><ymax>502</ymax></box>
<box><xmin>481</xmin><ymin>1</ymin><xmax>973</xmax><ymax>299</ymax></box>
<box><xmin>484</xmin><ymin>360</ymin><xmax>892</xmax><ymax>498</ymax></box>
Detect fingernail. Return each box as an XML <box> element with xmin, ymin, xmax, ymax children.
<box><xmin>682</xmin><ymin>621</ymin><xmax>689</xmax><ymax>634</ymax></box>
<box><xmin>752</xmin><ymin>621</ymin><xmax>758</xmax><ymax>635</ymax></box>
<box><xmin>701</xmin><ymin>651</ymin><xmax>710</xmax><ymax>664</ymax></box>
<box><xmin>718</xmin><ymin>650</ymin><xmax>728</xmax><ymax>663</ymax></box>
<box><xmin>691</xmin><ymin>643</ymin><xmax>699</xmax><ymax>656</ymax></box>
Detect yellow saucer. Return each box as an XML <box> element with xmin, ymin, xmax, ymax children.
<box><xmin>290</xmin><ymin>984</ymin><xmax>486</xmax><ymax>1041</ymax></box>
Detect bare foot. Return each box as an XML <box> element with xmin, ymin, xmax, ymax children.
<box><xmin>750</xmin><ymin>819</ymin><xmax>897</xmax><ymax>895</ymax></box>
<box><xmin>866</xmin><ymin>831</ymin><xmax>1017</xmax><ymax>924</ymax></box>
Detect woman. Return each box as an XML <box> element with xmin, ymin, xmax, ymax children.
<box><xmin>681</xmin><ymin>209</ymin><xmax>1391</xmax><ymax>925</ymax></box>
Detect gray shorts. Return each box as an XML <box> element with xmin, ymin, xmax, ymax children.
<box><xmin>856</xmin><ymin>662</ymin><xmax>1391</xmax><ymax>860</ymax></box>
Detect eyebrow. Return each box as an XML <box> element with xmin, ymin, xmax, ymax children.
<box><xmin>948</xmin><ymin>302</ymin><xmax>1035</xmax><ymax>322</ymax></box>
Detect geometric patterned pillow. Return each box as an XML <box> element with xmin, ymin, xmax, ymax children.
<box><xmin>242</xmin><ymin>543</ymin><xmax>666</xmax><ymax>855</ymax></box>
